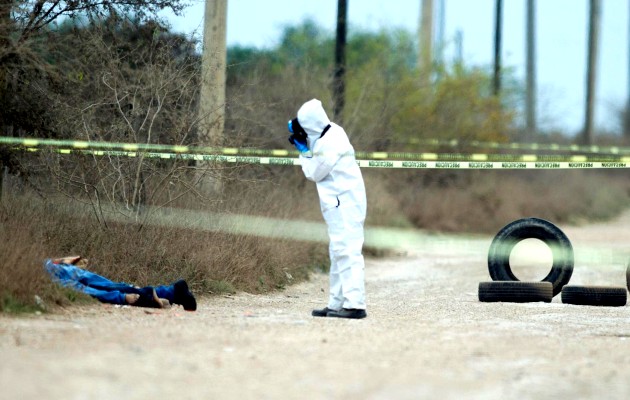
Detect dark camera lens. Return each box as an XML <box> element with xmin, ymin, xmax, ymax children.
<box><xmin>290</xmin><ymin>118</ymin><xmax>304</xmax><ymax>135</ymax></box>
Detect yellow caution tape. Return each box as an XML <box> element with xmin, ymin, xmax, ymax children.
<box><xmin>16</xmin><ymin>147</ymin><xmax>630</xmax><ymax>169</ymax></box>
<box><xmin>405</xmin><ymin>137</ymin><xmax>630</xmax><ymax>155</ymax></box>
<box><xmin>4</xmin><ymin>136</ymin><xmax>630</xmax><ymax>163</ymax></box>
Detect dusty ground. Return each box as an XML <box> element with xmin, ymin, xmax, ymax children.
<box><xmin>1</xmin><ymin>215</ymin><xmax>630</xmax><ymax>400</ymax></box>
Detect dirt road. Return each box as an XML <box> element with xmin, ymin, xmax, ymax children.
<box><xmin>1</xmin><ymin>215</ymin><xmax>630</xmax><ymax>399</ymax></box>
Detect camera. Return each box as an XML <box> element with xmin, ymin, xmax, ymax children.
<box><xmin>287</xmin><ymin>118</ymin><xmax>307</xmax><ymax>146</ymax></box>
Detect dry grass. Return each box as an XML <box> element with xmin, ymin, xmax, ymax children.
<box><xmin>393</xmin><ymin>169</ymin><xmax>630</xmax><ymax>234</ymax></box>
<box><xmin>0</xmin><ymin>171</ymin><xmax>328</xmax><ymax>313</ymax></box>
<box><xmin>2</xmin><ymin>162</ymin><xmax>630</xmax><ymax>313</ymax></box>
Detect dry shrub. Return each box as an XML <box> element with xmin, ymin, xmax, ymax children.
<box><xmin>0</xmin><ymin>181</ymin><xmax>326</xmax><ymax>312</ymax></box>
<box><xmin>394</xmin><ymin>169</ymin><xmax>630</xmax><ymax>234</ymax></box>
<box><xmin>0</xmin><ymin>203</ymin><xmax>61</xmax><ymax>312</ymax></box>
<box><xmin>362</xmin><ymin>169</ymin><xmax>413</xmax><ymax>228</ymax></box>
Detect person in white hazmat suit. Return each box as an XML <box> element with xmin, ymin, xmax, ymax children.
<box><xmin>287</xmin><ymin>99</ymin><xmax>367</xmax><ymax>319</ymax></box>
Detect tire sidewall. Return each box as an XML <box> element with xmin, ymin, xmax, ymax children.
<box><xmin>487</xmin><ymin>217</ymin><xmax>574</xmax><ymax>296</ymax></box>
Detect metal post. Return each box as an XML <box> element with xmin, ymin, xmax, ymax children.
<box><xmin>584</xmin><ymin>0</ymin><xmax>601</xmax><ymax>145</ymax></box>
<box><xmin>525</xmin><ymin>0</ymin><xmax>537</xmax><ymax>139</ymax></box>
<box><xmin>493</xmin><ymin>0</ymin><xmax>503</xmax><ymax>96</ymax></box>
<box><xmin>333</xmin><ymin>0</ymin><xmax>347</xmax><ymax>123</ymax></box>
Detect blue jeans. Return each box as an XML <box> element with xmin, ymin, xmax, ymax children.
<box><xmin>44</xmin><ymin>259</ymin><xmax>175</xmax><ymax>305</ymax></box>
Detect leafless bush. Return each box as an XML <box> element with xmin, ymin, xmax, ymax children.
<box><xmin>27</xmin><ymin>21</ymin><xmax>233</xmax><ymax>225</ymax></box>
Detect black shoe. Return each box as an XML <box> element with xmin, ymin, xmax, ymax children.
<box><xmin>312</xmin><ymin>307</ymin><xmax>336</xmax><ymax>317</ymax></box>
<box><xmin>173</xmin><ymin>280</ymin><xmax>197</xmax><ymax>311</ymax></box>
<box><xmin>132</xmin><ymin>287</ymin><xmax>163</xmax><ymax>308</ymax></box>
<box><xmin>326</xmin><ymin>308</ymin><xmax>367</xmax><ymax>319</ymax></box>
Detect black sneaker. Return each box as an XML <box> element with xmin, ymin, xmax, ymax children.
<box><xmin>173</xmin><ymin>280</ymin><xmax>197</xmax><ymax>311</ymax></box>
<box><xmin>132</xmin><ymin>287</ymin><xmax>163</xmax><ymax>308</ymax></box>
<box><xmin>311</xmin><ymin>307</ymin><xmax>336</xmax><ymax>317</ymax></box>
<box><xmin>326</xmin><ymin>308</ymin><xmax>367</xmax><ymax>319</ymax></box>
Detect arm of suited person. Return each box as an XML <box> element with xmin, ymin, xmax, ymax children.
<box><xmin>300</xmin><ymin>151</ymin><xmax>340</xmax><ymax>182</ymax></box>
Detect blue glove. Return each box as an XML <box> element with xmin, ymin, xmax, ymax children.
<box><xmin>293</xmin><ymin>139</ymin><xmax>308</xmax><ymax>153</ymax></box>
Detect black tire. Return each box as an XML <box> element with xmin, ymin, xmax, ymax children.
<box><xmin>478</xmin><ymin>281</ymin><xmax>553</xmax><ymax>303</ymax></box>
<box><xmin>487</xmin><ymin>217</ymin><xmax>574</xmax><ymax>297</ymax></box>
<box><xmin>561</xmin><ymin>285</ymin><xmax>627</xmax><ymax>307</ymax></box>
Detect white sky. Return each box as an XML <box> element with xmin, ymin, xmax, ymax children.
<box><xmin>163</xmin><ymin>0</ymin><xmax>629</xmax><ymax>135</ymax></box>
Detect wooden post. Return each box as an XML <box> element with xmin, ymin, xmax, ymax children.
<box><xmin>418</xmin><ymin>0</ymin><xmax>434</xmax><ymax>85</ymax></box>
<box><xmin>198</xmin><ymin>0</ymin><xmax>227</xmax><ymax>147</ymax></box>
<box><xmin>197</xmin><ymin>0</ymin><xmax>227</xmax><ymax>193</ymax></box>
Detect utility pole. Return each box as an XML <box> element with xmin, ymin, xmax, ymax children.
<box><xmin>525</xmin><ymin>0</ymin><xmax>537</xmax><ymax>140</ymax></box>
<box><xmin>624</xmin><ymin>0</ymin><xmax>630</xmax><ymax>140</ymax></box>
<box><xmin>197</xmin><ymin>0</ymin><xmax>227</xmax><ymax>192</ymax></box>
<box><xmin>584</xmin><ymin>0</ymin><xmax>601</xmax><ymax>145</ymax></box>
<box><xmin>454</xmin><ymin>29</ymin><xmax>463</xmax><ymax>65</ymax></box>
<box><xmin>333</xmin><ymin>0</ymin><xmax>347</xmax><ymax>123</ymax></box>
<box><xmin>436</xmin><ymin>0</ymin><xmax>446</xmax><ymax>70</ymax></box>
<box><xmin>198</xmin><ymin>0</ymin><xmax>227</xmax><ymax>148</ymax></box>
<box><xmin>493</xmin><ymin>0</ymin><xmax>503</xmax><ymax>96</ymax></box>
<box><xmin>418</xmin><ymin>0</ymin><xmax>434</xmax><ymax>86</ymax></box>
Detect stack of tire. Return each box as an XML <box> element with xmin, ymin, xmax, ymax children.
<box><xmin>479</xmin><ymin>217</ymin><xmax>628</xmax><ymax>307</ymax></box>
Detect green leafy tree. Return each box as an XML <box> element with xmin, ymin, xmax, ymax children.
<box><xmin>225</xmin><ymin>21</ymin><xmax>515</xmax><ymax>151</ymax></box>
<box><xmin>390</xmin><ymin>65</ymin><xmax>515</xmax><ymax>146</ymax></box>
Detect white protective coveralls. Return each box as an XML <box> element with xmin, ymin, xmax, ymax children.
<box><xmin>297</xmin><ymin>99</ymin><xmax>367</xmax><ymax>310</ymax></box>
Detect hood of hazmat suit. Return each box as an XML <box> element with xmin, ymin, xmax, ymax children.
<box><xmin>296</xmin><ymin>98</ymin><xmax>366</xmax><ymax>214</ymax></box>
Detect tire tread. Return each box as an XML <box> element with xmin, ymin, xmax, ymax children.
<box><xmin>479</xmin><ymin>281</ymin><xmax>553</xmax><ymax>303</ymax></box>
<box><xmin>561</xmin><ymin>285</ymin><xmax>627</xmax><ymax>307</ymax></box>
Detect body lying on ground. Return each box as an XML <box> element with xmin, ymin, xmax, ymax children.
<box><xmin>44</xmin><ymin>256</ymin><xmax>197</xmax><ymax>311</ymax></box>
